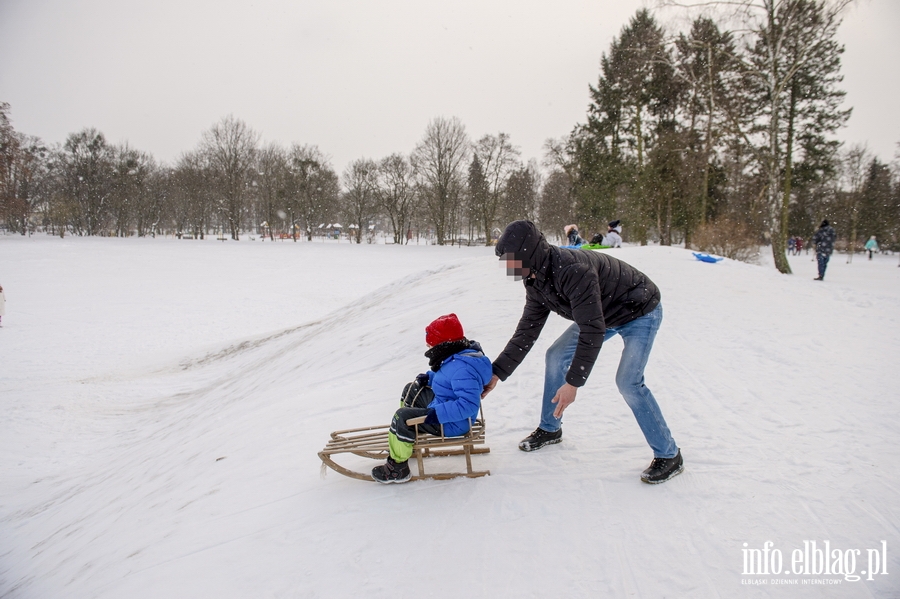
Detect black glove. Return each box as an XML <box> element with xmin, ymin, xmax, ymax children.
<box><xmin>416</xmin><ymin>372</ymin><xmax>430</xmax><ymax>387</ymax></box>
<box><xmin>424</xmin><ymin>409</ymin><xmax>439</xmax><ymax>425</ymax></box>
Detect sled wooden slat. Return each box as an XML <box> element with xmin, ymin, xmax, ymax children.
<box><xmin>319</xmin><ymin>407</ymin><xmax>490</xmax><ymax>482</ymax></box>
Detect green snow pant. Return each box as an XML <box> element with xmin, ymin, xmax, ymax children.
<box><xmin>388</xmin><ymin>381</ymin><xmax>439</xmax><ymax>462</ymax></box>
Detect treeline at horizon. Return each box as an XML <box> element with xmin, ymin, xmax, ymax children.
<box><xmin>2</xmin><ymin>2</ymin><xmax>899</xmax><ymax>272</ymax></box>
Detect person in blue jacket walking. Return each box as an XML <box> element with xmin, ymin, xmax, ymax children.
<box><xmin>372</xmin><ymin>313</ymin><xmax>493</xmax><ymax>483</ymax></box>
<box><xmin>865</xmin><ymin>236</ymin><xmax>879</xmax><ymax>260</ymax></box>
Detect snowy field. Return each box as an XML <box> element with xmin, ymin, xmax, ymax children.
<box><xmin>1</xmin><ymin>234</ymin><xmax>899</xmax><ymax>598</ymax></box>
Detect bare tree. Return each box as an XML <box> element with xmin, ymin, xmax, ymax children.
<box><xmin>753</xmin><ymin>0</ymin><xmax>852</xmax><ymax>272</ymax></box>
<box><xmin>0</xmin><ymin>103</ymin><xmax>48</xmax><ymax>234</ymax></box>
<box><xmin>376</xmin><ymin>153</ymin><xmax>417</xmax><ymax>244</ymax></box>
<box><xmin>342</xmin><ymin>158</ymin><xmax>378</xmax><ymax>244</ymax></box>
<box><xmin>110</xmin><ymin>144</ymin><xmax>156</xmax><ymax>237</ymax></box>
<box><xmin>56</xmin><ymin>128</ymin><xmax>114</xmax><ymax>235</ymax></box>
<box><xmin>256</xmin><ymin>143</ymin><xmax>288</xmax><ymax>240</ymax></box>
<box><xmin>200</xmin><ymin>115</ymin><xmax>259</xmax><ymax>240</ymax></box>
<box><xmin>412</xmin><ymin>117</ymin><xmax>470</xmax><ymax>244</ymax></box>
<box><xmin>171</xmin><ymin>150</ymin><xmax>214</xmax><ymax>239</ymax></box>
<box><xmin>472</xmin><ymin>133</ymin><xmax>521</xmax><ymax>244</ymax></box>
<box><xmin>286</xmin><ymin>144</ymin><xmax>338</xmax><ymax>241</ymax></box>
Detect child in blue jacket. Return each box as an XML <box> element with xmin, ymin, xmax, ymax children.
<box><xmin>372</xmin><ymin>313</ymin><xmax>493</xmax><ymax>483</ymax></box>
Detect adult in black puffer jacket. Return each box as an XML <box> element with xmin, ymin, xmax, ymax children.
<box><xmin>482</xmin><ymin>220</ymin><xmax>683</xmax><ymax>483</ymax></box>
<box><xmin>812</xmin><ymin>219</ymin><xmax>837</xmax><ymax>281</ymax></box>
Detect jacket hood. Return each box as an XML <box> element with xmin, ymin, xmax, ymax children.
<box><xmin>495</xmin><ymin>220</ymin><xmax>552</xmax><ymax>277</ymax></box>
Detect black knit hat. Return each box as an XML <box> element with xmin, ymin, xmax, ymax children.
<box><xmin>496</xmin><ymin>220</ymin><xmax>545</xmax><ymax>270</ymax></box>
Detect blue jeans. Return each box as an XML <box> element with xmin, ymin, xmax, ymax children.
<box><xmin>539</xmin><ymin>304</ymin><xmax>678</xmax><ymax>458</ymax></box>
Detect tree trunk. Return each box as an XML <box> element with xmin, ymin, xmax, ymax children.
<box><xmin>767</xmin><ymin>36</ymin><xmax>791</xmax><ymax>274</ymax></box>
<box><xmin>701</xmin><ymin>43</ymin><xmax>714</xmax><ymax>228</ymax></box>
<box><xmin>777</xmin><ymin>80</ymin><xmax>798</xmax><ymax>273</ymax></box>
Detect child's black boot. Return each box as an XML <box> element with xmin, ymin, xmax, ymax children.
<box><xmin>371</xmin><ymin>457</ymin><xmax>411</xmax><ymax>484</ymax></box>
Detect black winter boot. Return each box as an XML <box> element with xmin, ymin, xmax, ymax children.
<box><xmin>518</xmin><ymin>427</ymin><xmax>562</xmax><ymax>452</ymax></box>
<box><xmin>371</xmin><ymin>457</ymin><xmax>411</xmax><ymax>484</ymax></box>
<box><xmin>641</xmin><ymin>449</ymin><xmax>684</xmax><ymax>484</ymax></box>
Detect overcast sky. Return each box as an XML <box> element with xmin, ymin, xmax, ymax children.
<box><xmin>1</xmin><ymin>0</ymin><xmax>898</xmax><ymax>175</ymax></box>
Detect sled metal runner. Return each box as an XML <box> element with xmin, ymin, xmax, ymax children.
<box><xmin>319</xmin><ymin>410</ymin><xmax>490</xmax><ymax>482</ymax></box>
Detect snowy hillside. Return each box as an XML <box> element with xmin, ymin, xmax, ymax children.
<box><xmin>1</xmin><ymin>236</ymin><xmax>898</xmax><ymax>598</ymax></box>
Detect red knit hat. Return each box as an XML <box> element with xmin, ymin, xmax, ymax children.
<box><xmin>425</xmin><ymin>313</ymin><xmax>465</xmax><ymax>347</ymax></box>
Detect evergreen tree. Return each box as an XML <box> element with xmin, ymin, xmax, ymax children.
<box><xmin>675</xmin><ymin>17</ymin><xmax>741</xmax><ymax>242</ymax></box>
<box><xmin>503</xmin><ymin>162</ymin><xmax>539</xmax><ymax>225</ymax></box>
<box><xmin>777</xmin><ymin>0</ymin><xmax>849</xmax><ymax>261</ymax></box>
<box><xmin>571</xmin><ymin>9</ymin><xmax>677</xmax><ymax>243</ymax></box>
<box><xmin>858</xmin><ymin>158</ymin><xmax>893</xmax><ymax>243</ymax></box>
<box><xmin>646</xmin><ymin>123</ymin><xmax>690</xmax><ymax>245</ymax></box>
<box><xmin>467</xmin><ymin>154</ymin><xmax>490</xmax><ymax>242</ymax></box>
<box><xmin>537</xmin><ymin>169</ymin><xmax>575</xmax><ymax>241</ymax></box>
<box><xmin>564</xmin><ymin>129</ymin><xmax>623</xmax><ymax>237</ymax></box>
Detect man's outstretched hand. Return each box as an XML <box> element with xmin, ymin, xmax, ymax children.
<box><xmin>481</xmin><ymin>374</ymin><xmax>499</xmax><ymax>399</ymax></box>
<box><xmin>551</xmin><ymin>383</ymin><xmax>578</xmax><ymax>418</ymax></box>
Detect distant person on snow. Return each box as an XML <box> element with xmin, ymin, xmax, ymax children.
<box><xmin>564</xmin><ymin>224</ymin><xmax>586</xmax><ymax>247</ymax></box>
<box><xmin>604</xmin><ymin>220</ymin><xmax>623</xmax><ymax>248</ymax></box>
<box><xmin>812</xmin><ymin>220</ymin><xmax>837</xmax><ymax>280</ymax></box>
<box><xmin>482</xmin><ymin>220</ymin><xmax>683</xmax><ymax>484</ymax></box>
<box><xmin>0</xmin><ymin>284</ymin><xmax>5</xmax><ymax>326</ymax></box>
<box><xmin>588</xmin><ymin>220</ymin><xmax>623</xmax><ymax>247</ymax></box>
<box><xmin>372</xmin><ymin>314</ymin><xmax>493</xmax><ymax>484</ymax></box>
<box><xmin>865</xmin><ymin>236</ymin><xmax>879</xmax><ymax>260</ymax></box>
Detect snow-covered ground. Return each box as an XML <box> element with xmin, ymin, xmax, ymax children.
<box><xmin>1</xmin><ymin>234</ymin><xmax>898</xmax><ymax>598</ymax></box>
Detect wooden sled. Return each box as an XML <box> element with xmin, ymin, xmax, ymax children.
<box><xmin>319</xmin><ymin>408</ymin><xmax>490</xmax><ymax>482</ymax></box>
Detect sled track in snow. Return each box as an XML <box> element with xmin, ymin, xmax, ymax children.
<box><xmin>177</xmin><ymin>264</ymin><xmax>464</xmax><ymax>373</ymax></box>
